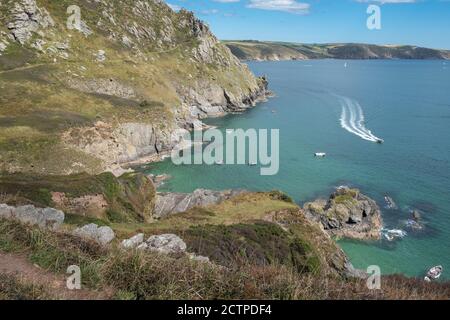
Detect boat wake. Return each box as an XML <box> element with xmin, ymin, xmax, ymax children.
<box><xmin>337</xmin><ymin>95</ymin><xmax>383</xmax><ymax>142</ymax></box>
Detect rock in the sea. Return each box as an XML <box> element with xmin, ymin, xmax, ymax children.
<box><xmin>73</xmin><ymin>223</ymin><xmax>115</xmax><ymax>245</ymax></box>
<box><xmin>412</xmin><ymin>210</ymin><xmax>421</xmax><ymax>222</ymax></box>
<box><xmin>303</xmin><ymin>187</ymin><xmax>383</xmax><ymax>240</ymax></box>
<box><xmin>121</xmin><ymin>233</ymin><xmax>145</xmax><ymax>249</ymax></box>
<box><xmin>0</xmin><ymin>204</ymin><xmax>64</xmax><ymax>230</ymax></box>
<box><xmin>146</xmin><ymin>234</ymin><xmax>187</xmax><ymax>254</ymax></box>
<box><xmin>154</xmin><ymin>189</ymin><xmax>245</xmax><ymax>218</ymax></box>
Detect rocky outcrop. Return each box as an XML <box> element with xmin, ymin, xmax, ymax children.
<box><xmin>73</xmin><ymin>223</ymin><xmax>115</xmax><ymax>246</ymax></box>
<box><xmin>63</xmin><ymin>121</ymin><xmax>174</xmax><ymax>170</ymax></box>
<box><xmin>6</xmin><ymin>0</ymin><xmax>54</xmax><ymax>45</ymax></box>
<box><xmin>154</xmin><ymin>189</ymin><xmax>246</xmax><ymax>218</ymax></box>
<box><xmin>0</xmin><ymin>204</ymin><xmax>64</xmax><ymax>230</ymax></box>
<box><xmin>303</xmin><ymin>187</ymin><xmax>383</xmax><ymax>240</ymax></box>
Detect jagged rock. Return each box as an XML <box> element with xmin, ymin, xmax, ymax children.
<box><xmin>146</xmin><ymin>234</ymin><xmax>187</xmax><ymax>254</ymax></box>
<box><xmin>73</xmin><ymin>223</ymin><xmax>115</xmax><ymax>245</ymax></box>
<box><xmin>121</xmin><ymin>233</ymin><xmax>145</xmax><ymax>249</ymax></box>
<box><xmin>7</xmin><ymin>0</ymin><xmax>54</xmax><ymax>45</ymax></box>
<box><xmin>303</xmin><ymin>187</ymin><xmax>383</xmax><ymax>240</ymax></box>
<box><xmin>154</xmin><ymin>189</ymin><xmax>246</xmax><ymax>218</ymax></box>
<box><xmin>0</xmin><ymin>204</ymin><xmax>64</xmax><ymax>230</ymax></box>
<box><xmin>412</xmin><ymin>210</ymin><xmax>421</xmax><ymax>222</ymax></box>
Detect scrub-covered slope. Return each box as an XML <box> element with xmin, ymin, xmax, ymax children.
<box><xmin>225</xmin><ymin>41</ymin><xmax>450</xmax><ymax>61</ymax></box>
<box><xmin>0</xmin><ymin>0</ymin><xmax>268</xmax><ymax>175</ymax></box>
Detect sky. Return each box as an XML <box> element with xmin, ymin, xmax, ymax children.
<box><xmin>165</xmin><ymin>0</ymin><xmax>450</xmax><ymax>49</ymax></box>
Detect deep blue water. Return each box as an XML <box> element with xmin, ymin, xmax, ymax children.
<box><xmin>143</xmin><ymin>60</ymin><xmax>450</xmax><ymax>279</ymax></box>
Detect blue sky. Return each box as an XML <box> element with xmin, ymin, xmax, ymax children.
<box><xmin>166</xmin><ymin>0</ymin><xmax>450</xmax><ymax>49</ymax></box>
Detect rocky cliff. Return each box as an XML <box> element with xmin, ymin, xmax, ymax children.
<box><xmin>0</xmin><ymin>0</ymin><xmax>268</xmax><ymax>175</ymax></box>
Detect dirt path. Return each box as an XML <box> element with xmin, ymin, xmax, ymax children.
<box><xmin>0</xmin><ymin>63</ymin><xmax>47</xmax><ymax>75</ymax></box>
<box><xmin>0</xmin><ymin>251</ymin><xmax>113</xmax><ymax>300</ymax></box>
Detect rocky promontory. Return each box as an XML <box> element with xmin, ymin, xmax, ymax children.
<box><xmin>303</xmin><ymin>187</ymin><xmax>383</xmax><ymax>240</ymax></box>
<box><xmin>154</xmin><ymin>189</ymin><xmax>246</xmax><ymax>218</ymax></box>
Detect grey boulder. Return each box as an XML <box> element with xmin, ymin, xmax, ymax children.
<box><xmin>146</xmin><ymin>234</ymin><xmax>187</xmax><ymax>254</ymax></box>
<box><xmin>73</xmin><ymin>223</ymin><xmax>115</xmax><ymax>246</ymax></box>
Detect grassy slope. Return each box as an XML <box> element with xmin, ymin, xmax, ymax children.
<box><xmin>224</xmin><ymin>41</ymin><xmax>450</xmax><ymax>60</ymax></box>
<box><xmin>0</xmin><ymin>0</ymin><xmax>260</xmax><ymax>174</ymax></box>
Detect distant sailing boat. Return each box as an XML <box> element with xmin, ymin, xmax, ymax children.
<box><xmin>344</xmin><ymin>62</ymin><xmax>348</xmax><ymax>68</ymax></box>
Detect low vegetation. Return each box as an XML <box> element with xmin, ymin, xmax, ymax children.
<box><xmin>1</xmin><ymin>218</ymin><xmax>449</xmax><ymax>300</ymax></box>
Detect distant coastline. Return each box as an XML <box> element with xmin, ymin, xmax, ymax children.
<box><xmin>223</xmin><ymin>40</ymin><xmax>450</xmax><ymax>61</ymax></box>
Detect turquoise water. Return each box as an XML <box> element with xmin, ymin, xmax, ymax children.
<box><xmin>142</xmin><ymin>60</ymin><xmax>450</xmax><ymax>279</ymax></box>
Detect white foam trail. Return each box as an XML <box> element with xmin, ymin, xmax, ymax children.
<box><xmin>338</xmin><ymin>95</ymin><xmax>382</xmax><ymax>142</ymax></box>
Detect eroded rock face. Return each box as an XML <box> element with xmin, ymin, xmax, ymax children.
<box><xmin>6</xmin><ymin>0</ymin><xmax>54</xmax><ymax>45</ymax></box>
<box><xmin>154</xmin><ymin>189</ymin><xmax>246</xmax><ymax>218</ymax></box>
<box><xmin>303</xmin><ymin>187</ymin><xmax>383</xmax><ymax>240</ymax></box>
<box><xmin>63</xmin><ymin>121</ymin><xmax>174</xmax><ymax>170</ymax></box>
<box><xmin>73</xmin><ymin>223</ymin><xmax>115</xmax><ymax>246</ymax></box>
<box><xmin>0</xmin><ymin>204</ymin><xmax>64</xmax><ymax>230</ymax></box>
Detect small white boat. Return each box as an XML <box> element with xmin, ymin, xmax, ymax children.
<box><xmin>314</xmin><ymin>152</ymin><xmax>326</xmax><ymax>157</ymax></box>
<box><xmin>424</xmin><ymin>266</ymin><xmax>443</xmax><ymax>282</ymax></box>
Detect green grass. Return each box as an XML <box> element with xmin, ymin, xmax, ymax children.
<box><xmin>111</xmin><ymin>192</ymin><xmax>297</xmax><ymax>238</ymax></box>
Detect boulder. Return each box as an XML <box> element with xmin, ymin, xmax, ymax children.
<box><xmin>73</xmin><ymin>223</ymin><xmax>115</xmax><ymax>245</ymax></box>
<box><xmin>0</xmin><ymin>204</ymin><xmax>14</xmax><ymax>219</ymax></box>
<box><xmin>0</xmin><ymin>204</ymin><xmax>64</xmax><ymax>230</ymax></box>
<box><xmin>146</xmin><ymin>234</ymin><xmax>187</xmax><ymax>254</ymax></box>
<box><xmin>121</xmin><ymin>233</ymin><xmax>145</xmax><ymax>249</ymax></box>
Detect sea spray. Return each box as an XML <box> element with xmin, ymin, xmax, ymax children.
<box><xmin>337</xmin><ymin>95</ymin><xmax>383</xmax><ymax>142</ymax></box>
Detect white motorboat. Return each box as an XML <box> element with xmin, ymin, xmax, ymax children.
<box><xmin>424</xmin><ymin>266</ymin><xmax>443</xmax><ymax>282</ymax></box>
<box><xmin>314</xmin><ymin>152</ymin><xmax>326</xmax><ymax>157</ymax></box>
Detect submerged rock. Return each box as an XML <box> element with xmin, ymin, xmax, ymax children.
<box><xmin>303</xmin><ymin>187</ymin><xmax>383</xmax><ymax>240</ymax></box>
<box><xmin>73</xmin><ymin>223</ymin><xmax>115</xmax><ymax>245</ymax></box>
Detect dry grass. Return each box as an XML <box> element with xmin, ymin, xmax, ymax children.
<box><xmin>1</xmin><ymin>218</ymin><xmax>449</xmax><ymax>300</ymax></box>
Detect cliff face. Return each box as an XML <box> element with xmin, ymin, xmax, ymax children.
<box><xmin>0</xmin><ymin>0</ymin><xmax>268</xmax><ymax>175</ymax></box>
<box><xmin>225</xmin><ymin>41</ymin><xmax>450</xmax><ymax>61</ymax></box>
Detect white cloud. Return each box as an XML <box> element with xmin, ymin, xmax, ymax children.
<box><xmin>355</xmin><ymin>0</ymin><xmax>416</xmax><ymax>3</ymax></box>
<box><xmin>247</xmin><ymin>0</ymin><xmax>310</xmax><ymax>14</ymax></box>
